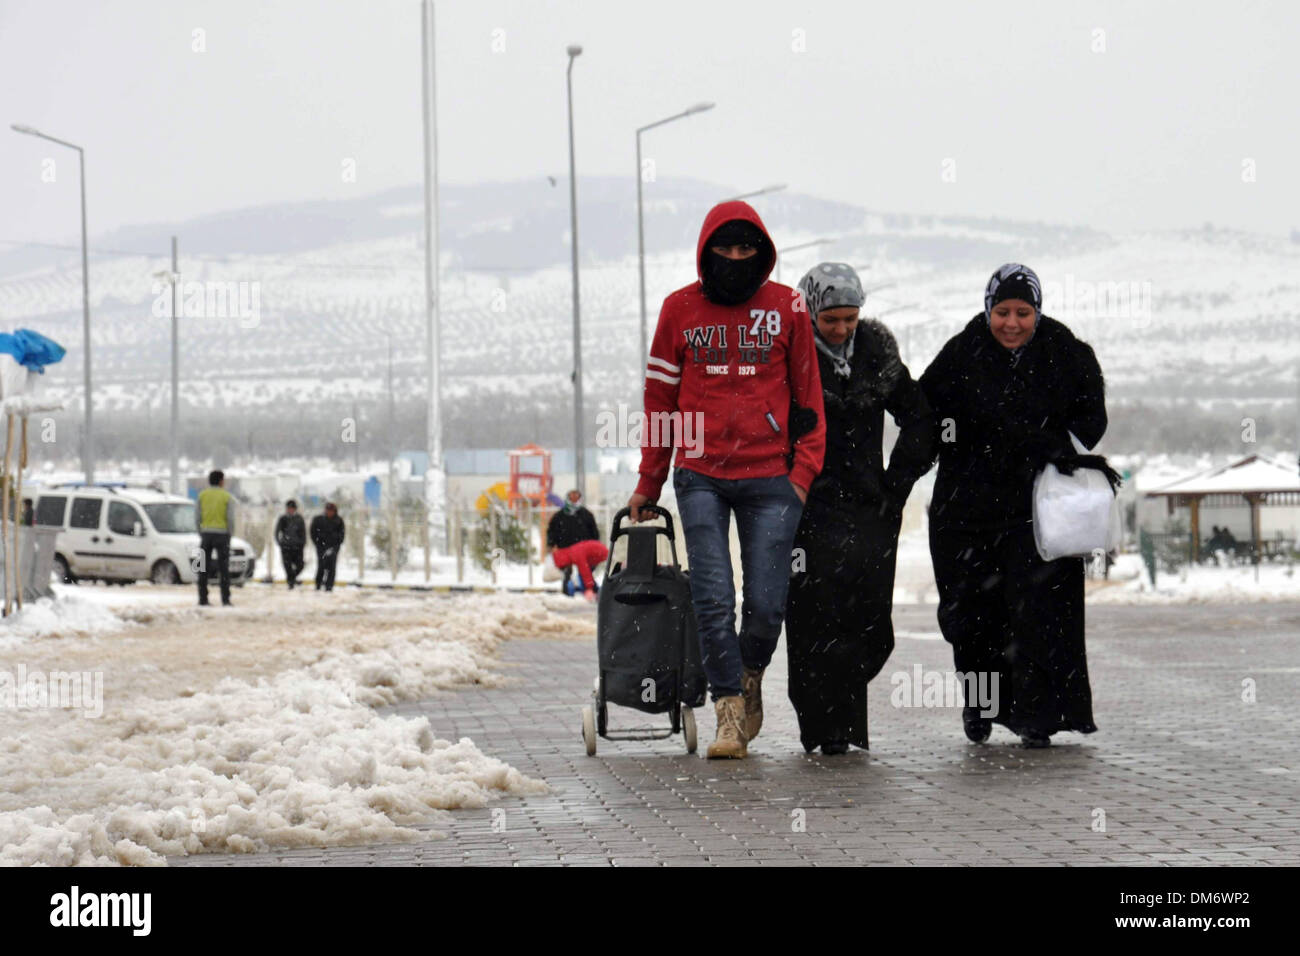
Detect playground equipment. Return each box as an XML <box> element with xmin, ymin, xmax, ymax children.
<box><xmin>474</xmin><ymin>480</ymin><xmax>512</xmax><ymax>514</ymax></box>
<box><xmin>507</xmin><ymin>442</ymin><xmax>560</xmax><ymax>511</ymax></box>
<box><xmin>472</xmin><ymin>445</ymin><xmax>564</xmax><ymax>515</ymax></box>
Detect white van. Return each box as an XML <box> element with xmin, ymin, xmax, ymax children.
<box><xmin>32</xmin><ymin>483</ymin><xmax>257</xmax><ymax>586</ymax></box>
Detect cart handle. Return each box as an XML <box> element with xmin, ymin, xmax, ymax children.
<box><xmin>604</xmin><ymin>505</ymin><xmax>679</xmax><ymax>575</ymax></box>
<box><xmin>608</xmin><ymin>505</ymin><xmax>675</xmax><ymax>542</ymax></box>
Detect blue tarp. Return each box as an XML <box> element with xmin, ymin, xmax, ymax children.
<box><xmin>0</xmin><ymin>329</ymin><xmax>67</xmax><ymax>373</ymax></box>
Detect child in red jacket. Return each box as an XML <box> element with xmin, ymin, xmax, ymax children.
<box><xmin>627</xmin><ymin>201</ymin><xmax>825</xmax><ymax>758</ymax></box>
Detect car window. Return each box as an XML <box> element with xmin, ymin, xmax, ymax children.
<box><xmin>142</xmin><ymin>502</ymin><xmax>198</xmax><ymax>534</ymax></box>
<box><xmin>108</xmin><ymin>501</ymin><xmax>143</xmax><ymax>536</ymax></box>
<box><xmin>34</xmin><ymin>496</ymin><xmax>67</xmax><ymax>527</ymax></box>
<box><xmin>69</xmin><ymin>497</ymin><xmax>103</xmax><ymax>530</ymax></box>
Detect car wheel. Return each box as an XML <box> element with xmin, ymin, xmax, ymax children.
<box><xmin>53</xmin><ymin>554</ymin><xmax>75</xmax><ymax>585</ymax></box>
<box><xmin>150</xmin><ymin>559</ymin><xmax>181</xmax><ymax>585</ymax></box>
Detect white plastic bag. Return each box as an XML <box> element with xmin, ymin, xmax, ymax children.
<box><xmin>1032</xmin><ymin>433</ymin><xmax>1121</xmax><ymax>561</ymax></box>
<box><xmin>542</xmin><ymin>559</ymin><xmax>563</xmax><ymax>583</ymax></box>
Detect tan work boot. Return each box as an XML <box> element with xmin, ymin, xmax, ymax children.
<box><xmin>741</xmin><ymin>666</ymin><xmax>765</xmax><ymax>740</ymax></box>
<box><xmin>707</xmin><ymin>695</ymin><xmax>748</xmax><ymax>759</ymax></box>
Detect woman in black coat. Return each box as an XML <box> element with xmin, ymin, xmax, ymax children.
<box><xmin>785</xmin><ymin>263</ymin><xmax>936</xmax><ymax>755</ymax></box>
<box><xmin>919</xmin><ymin>263</ymin><xmax>1110</xmax><ymax>748</ymax></box>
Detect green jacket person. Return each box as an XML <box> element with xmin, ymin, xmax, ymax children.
<box><xmin>196</xmin><ymin>469</ymin><xmax>236</xmax><ymax>606</ymax></box>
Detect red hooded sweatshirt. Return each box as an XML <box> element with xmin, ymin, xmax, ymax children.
<box><xmin>635</xmin><ymin>201</ymin><xmax>826</xmax><ymax>501</ymax></box>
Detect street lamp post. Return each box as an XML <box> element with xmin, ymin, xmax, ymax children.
<box><xmin>720</xmin><ymin>183</ymin><xmax>786</xmax><ymax>203</ymax></box>
<box><xmin>11</xmin><ymin>124</ymin><xmax>93</xmax><ymax>482</ymax></box>
<box><xmin>636</xmin><ymin>102</ymin><xmax>714</xmax><ymax>370</ymax></box>
<box><xmin>421</xmin><ymin>0</ymin><xmax>445</xmax><ymax>554</ymax></box>
<box><xmin>566</xmin><ymin>44</ymin><xmax>585</xmax><ymax>497</ymax></box>
<box><xmin>775</xmin><ymin>237</ymin><xmax>835</xmax><ymax>285</ymax></box>
<box><xmin>152</xmin><ymin>237</ymin><xmax>180</xmax><ymax>493</ymax></box>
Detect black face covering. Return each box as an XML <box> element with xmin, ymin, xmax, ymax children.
<box><xmin>700</xmin><ymin>220</ymin><xmax>772</xmax><ymax>306</ymax></box>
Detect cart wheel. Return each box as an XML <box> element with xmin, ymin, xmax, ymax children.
<box><xmin>682</xmin><ymin>706</ymin><xmax>697</xmax><ymax>754</ymax></box>
<box><xmin>596</xmin><ymin>675</ymin><xmax>607</xmax><ymax>735</ymax></box>
<box><xmin>582</xmin><ymin>705</ymin><xmax>597</xmax><ymax>756</ymax></box>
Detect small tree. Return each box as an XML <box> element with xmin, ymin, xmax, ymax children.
<box><xmin>370</xmin><ymin>496</ymin><xmax>424</xmax><ymax>572</ymax></box>
<box><xmin>471</xmin><ymin>507</ymin><xmax>530</xmax><ymax>572</ymax></box>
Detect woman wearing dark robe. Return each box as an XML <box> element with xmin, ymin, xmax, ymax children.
<box><xmin>919</xmin><ymin>263</ymin><xmax>1114</xmax><ymax>748</ymax></box>
<box><xmin>785</xmin><ymin>263</ymin><xmax>936</xmax><ymax>755</ymax></box>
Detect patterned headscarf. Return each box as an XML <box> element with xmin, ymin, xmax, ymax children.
<box><xmin>798</xmin><ymin>262</ymin><xmax>865</xmax><ymax>378</ymax></box>
<box><xmin>983</xmin><ymin>263</ymin><xmax>1042</xmax><ymax>324</ymax></box>
<box><xmin>983</xmin><ymin>263</ymin><xmax>1043</xmax><ymax>366</ymax></box>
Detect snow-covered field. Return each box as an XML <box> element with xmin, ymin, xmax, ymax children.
<box><xmin>0</xmin><ymin>585</ymin><xmax>593</xmax><ymax>866</ymax></box>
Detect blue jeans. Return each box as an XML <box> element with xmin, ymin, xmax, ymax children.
<box><xmin>672</xmin><ymin>468</ymin><xmax>804</xmax><ymax>700</ymax></box>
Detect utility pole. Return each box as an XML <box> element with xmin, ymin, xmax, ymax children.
<box><xmin>169</xmin><ymin>236</ymin><xmax>179</xmax><ymax>493</ymax></box>
<box><xmin>421</xmin><ymin>0</ymin><xmax>446</xmax><ymax>550</ymax></box>
<box><xmin>566</xmin><ymin>44</ymin><xmax>585</xmax><ymax>496</ymax></box>
<box><xmin>387</xmin><ymin>334</ymin><xmax>396</xmax><ymax>497</ymax></box>
<box><xmin>351</xmin><ymin>400</ymin><xmax>359</xmax><ymax>471</ymax></box>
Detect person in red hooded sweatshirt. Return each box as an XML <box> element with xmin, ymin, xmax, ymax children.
<box><xmin>627</xmin><ymin>201</ymin><xmax>826</xmax><ymax>759</ymax></box>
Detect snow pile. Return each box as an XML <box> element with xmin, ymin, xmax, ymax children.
<box><xmin>0</xmin><ymin>593</ymin><xmax>130</xmax><ymax>645</ymax></box>
<box><xmin>0</xmin><ymin>592</ymin><xmax>581</xmax><ymax>866</ymax></box>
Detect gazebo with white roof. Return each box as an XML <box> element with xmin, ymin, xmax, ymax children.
<box><xmin>1145</xmin><ymin>454</ymin><xmax>1300</xmax><ymax>562</ymax></box>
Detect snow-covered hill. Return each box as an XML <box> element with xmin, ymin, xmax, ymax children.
<box><xmin>2</xmin><ymin>178</ymin><xmax>1297</xmax><ymax>447</ymax></box>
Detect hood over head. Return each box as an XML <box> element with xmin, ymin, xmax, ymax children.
<box><xmin>695</xmin><ymin>201</ymin><xmax>777</xmax><ymax>305</ymax></box>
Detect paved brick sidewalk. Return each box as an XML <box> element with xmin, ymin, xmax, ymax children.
<box><xmin>173</xmin><ymin>601</ymin><xmax>1300</xmax><ymax>866</ymax></box>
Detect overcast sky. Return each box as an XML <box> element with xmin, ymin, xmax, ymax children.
<box><xmin>3</xmin><ymin>0</ymin><xmax>1297</xmax><ymax>248</ymax></box>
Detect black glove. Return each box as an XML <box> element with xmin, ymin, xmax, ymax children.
<box><xmin>1054</xmin><ymin>453</ymin><xmax>1123</xmax><ymax>492</ymax></box>
<box><xmin>788</xmin><ymin>403</ymin><xmax>820</xmax><ymax>442</ymax></box>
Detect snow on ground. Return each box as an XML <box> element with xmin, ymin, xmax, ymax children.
<box><xmin>0</xmin><ymin>592</ymin><xmax>131</xmax><ymax>647</ymax></box>
<box><xmin>892</xmin><ymin>526</ymin><xmax>1299</xmax><ymax>605</ymax></box>
<box><xmin>0</xmin><ymin>586</ymin><xmax>592</xmax><ymax>866</ymax></box>
<box><xmin>1089</xmin><ymin>552</ymin><xmax>1300</xmax><ymax>604</ymax></box>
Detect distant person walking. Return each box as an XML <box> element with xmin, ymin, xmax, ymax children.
<box><xmin>275</xmin><ymin>499</ymin><xmax>307</xmax><ymax>589</ymax></box>
<box><xmin>197</xmin><ymin>469</ymin><xmax>235</xmax><ymax>607</ymax></box>
<box><xmin>310</xmin><ymin>502</ymin><xmax>345</xmax><ymax>592</ymax></box>
<box><xmin>546</xmin><ymin>489</ymin><xmax>607</xmax><ymax>601</ymax></box>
